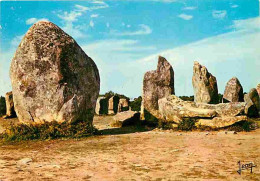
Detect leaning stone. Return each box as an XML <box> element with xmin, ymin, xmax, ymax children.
<box><xmin>142</xmin><ymin>56</ymin><xmax>174</xmax><ymax>123</ymax></box>
<box><xmin>244</xmin><ymin>88</ymin><xmax>260</xmax><ymax>117</ymax></box>
<box><xmin>110</xmin><ymin>111</ymin><xmax>140</xmax><ymax>127</ymax></box>
<box><xmin>158</xmin><ymin>95</ymin><xmax>216</xmax><ymax>123</ymax></box>
<box><xmin>223</xmin><ymin>77</ymin><xmax>244</xmax><ymax>102</ymax></box>
<box><xmin>244</xmin><ymin>94</ymin><xmax>258</xmax><ymax>117</ymax></box>
<box><xmin>195</xmin><ymin>116</ymin><xmax>247</xmax><ymax>128</ymax></box>
<box><xmin>192</xmin><ymin>61</ymin><xmax>218</xmax><ymax>104</ymax></box>
<box><xmin>10</xmin><ymin>21</ymin><xmax>100</xmax><ymax>123</ymax></box>
<box><xmin>5</xmin><ymin>91</ymin><xmax>16</xmax><ymax>118</ymax></box>
<box><xmin>195</xmin><ymin>102</ymin><xmax>245</xmax><ymax>117</ymax></box>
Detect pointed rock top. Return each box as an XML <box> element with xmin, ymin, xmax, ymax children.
<box><xmin>193</xmin><ymin>61</ymin><xmax>210</xmax><ymax>78</ymax></box>
<box><xmin>223</xmin><ymin>77</ymin><xmax>243</xmax><ymax>102</ymax></box>
<box><xmin>157</xmin><ymin>56</ymin><xmax>172</xmax><ymax>72</ymax></box>
<box><xmin>192</xmin><ymin>61</ymin><xmax>218</xmax><ymax>104</ymax></box>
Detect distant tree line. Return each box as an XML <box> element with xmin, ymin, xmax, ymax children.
<box><xmin>0</xmin><ymin>96</ymin><xmax>6</xmax><ymax>116</ymax></box>
<box><xmin>99</xmin><ymin>91</ymin><xmax>129</xmax><ymax>100</ymax></box>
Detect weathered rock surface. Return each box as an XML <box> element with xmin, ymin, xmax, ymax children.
<box><xmin>196</xmin><ymin>102</ymin><xmax>245</xmax><ymax>117</ymax></box>
<box><xmin>10</xmin><ymin>21</ymin><xmax>100</xmax><ymax>124</ymax></box>
<box><xmin>192</xmin><ymin>61</ymin><xmax>218</xmax><ymax>104</ymax></box>
<box><xmin>223</xmin><ymin>77</ymin><xmax>243</xmax><ymax>102</ymax></box>
<box><xmin>158</xmin><ymin>95</ymin><xmax>245</xmax><ymax>123</ymax></box>
<box><xmin>108</xmin><ymin>96</ymin><xmax>119</xmax><ymax>115</ymax></box>
<box><xmin>118</xmin><ymin>98</ymin><xmax>129</xmax><ymax>112</ymax></box>
<box><xmin>244</xmin><ymin>88</ymin><xmax>260</xmax><ymax>117</ymax></box>
<box><xmin>159</xmin><ymin>96</ymin><xmax>216</xmax><ymax>123</ymax></box>
<box><xmin>196</xmin><ymin>116</ymin><xmax>247</xmax><ymax>128</ymax></box>
<box><xmin>95</xmin><ymin>97</ymin><xmax>108</xmax><ymax>115</ymax></box>
<box><xmin>141</xmin><ymin>56</ymin><xmax>174</xmax><ymax>122</ymax></box>
<box><xmin>110</xmin><ymin>111</ymin><xmax>140</xmax><ymax>127</ymax></box>
<box><xmin>256</xmin><ymin>84</ymin><xmax>260</xmax><ymax>96</ymax></box>
<box><xmin>5</xmin><ymin>91</ymin><xmax>16</xmax><ymax>118</ymax></box>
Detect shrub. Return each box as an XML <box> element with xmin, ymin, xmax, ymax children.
<box><xmin>177</xmin><ymin>118</ymin><xmax>195</xmax><ymax>131</ymax></box>
<box><xmin>129</xmin><ymin>96</ymin><xmax>142</xmax><ymax>112</ymax></box>
<box><xmin>0</xmin><ymin>121</ymin><xmax>97</xmax><ymax>142</ymax></box>
<box><xmin>179</xmin><ymin>96</ymin><xmax>194</xmax><ymax>102</ymax></box>
<box><xmin>228</xmin><ymin>121</ymin><xmax>256</xmax><ymax>132</ymax></box>
<box><xmin>101</xmin><ymin>91</ymin><xmax>129</xmax><ymax>100</ymax></box>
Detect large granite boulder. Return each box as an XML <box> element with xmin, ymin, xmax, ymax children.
<box><xmin>158</xmin><ymin>95</ymin><xmax>246</xmax><ymax>125</ymax></box>
<box><xmin>223</xmin><ymin>77</ymin><xmax>244</xmax><ymax>102</ymax></box>
<box><xmin>108</xmin><ymin>96</ymin><xmax>119</xmax><ymax>115</ymax></box>
<box><xmin>195</xmin><ymin>102</ymin><xmax>245</xmax><ymax>117</ymax></box>
<box><xmin>95</xmin><ymin>97</ymin><xmax>108</xmax><ymax>115</ymax></box>
<box><xmin>196</xmin><ymin>116</ymin><xmax>247</xmax><ymax>129</ymax></box>
<box><xmin>244</xmin><ymin>88</ymin><xmax>260</xmax><ymax>117</ymax></box>
<box><xmin>10</xmin><ymin>21</ymin><xmax>100</xmax><ymax>124</ymax></box>
<box><xmin>141</xmin><ymin>56</ymin><xmax>174</xmax><ymax>123</ymax></box>
<box><xmin>117</xmin><ymin>98</ymin><xmax>129</xmax><ymax>112</ymax></box>
<box><xmin>192</xmin><ymin>61</ymin><xmax>218</xmax><ymax>104</ymax></box>
<box><xmin>5</xmin><ymin>91</ymin><xmax>16</xmax><ymax>118</ymax></box>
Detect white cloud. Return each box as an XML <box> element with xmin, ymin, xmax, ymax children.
<box><xmin>113</xmin><ymin>24</ymin><xmax>152</xmax><ymax>36</ymax></box>
<box><xmin>81</xmin><ymin>39</ymin><xmax>156</xmax><ymax>95</ymax></box>
<box><xmin>128</xmin><ymin>17</ymin><xmax>260</xmax><ymax>97</ymax></box>
<box><xmin>178</xmin><ymin>13</ymin><xmax>193</xmax><ymax>20</ymax></box>
<box><xmin>57</xmin><ymin>11</ymin><xmax>82</xmax><ymax>22</ymax></box>
<box><xmin>232</xmin><ymin>17</ymin><xmax>260</xmax><ymax>31</ymax></box>
<box><xmin>0</xmin><ymin>25</ymin><xmax>2</xmax><ymax>30</ymax></box>
<box><xmin>91</xmin><ymin>14</ymin><xmax>99</xmax><ymax>18</ymax></box>
<box><xmin>56</xmin><ymin>2</ymin><xmax>109</xmax><ymax>38</ymax></box>
<box><xmin>183</xmin><ymin>6</ymin><xmax>197</xmax><ymax>10</ymax></box>
<box><xmin>62</xmin><ymin>22</ymin><xmax>86</xmax><ymax>38</ymax></box>
<box><xmin>90</xmin><ymin>20</ymin><xmax>94</xmax><ymax>27</ymax></box>
<box><xmin>75</xmin><ymin>4</ymin><xmax>89</xmax><ymax>12</ymax></box>
<box><xmin>75</xmin><ymin>2</ymin><xmax>109</xmax><ymax>11</ymax></box>
<box><xmin>90</xmin><ymin>1</ymin><xmax>109</xmax><ymax>10</ymax></box>
<box><xmin>231</xmin><ymin>4</ymin><xmax>238</xmax><ymax>8</ymax></box>
<box><xmin>57</xmin><ymin>6</ymin><xmax>87</xmax><ymax>38</ymax></box>
<box><xmin>212</xmin><ymin>10</ymin><xmax>227</xmax><ymax>19</ymax></box>
<box><xmin>10</xmin><ymin>35</ymin><xmax>24</xmax><ymax>47</ymax></box>
<box><xmin>106</xmin><ymin>22</ymin><xmax>110</xmax><ymax>28</ymax></box>
<box><xmin>10</xmin><ymin>7</ymin><xmax>15</xmax><ymax>10</ymax></box>
<box><xmin>0</xmin><ymin>50</ymin><xmax>13</xmax><ymax>96</ymax></box>
<box><xmin>26</xmin><ymin>18</ymin><xmax>49</xmax><ymax>25</ymax></box>
<box><xmin>127</xmin><ymin>24</ymin><xmax>131</xmax><ymax>28</ymax></box>
<box><xmin>151</xmin><ymin>0</ymin><xmax>177</xmax><ymax>2</ymax></box>
<box><xmin>92</xmin><ymin>1</ymin><xmax>107</xmax><ymax>5</ymax></box>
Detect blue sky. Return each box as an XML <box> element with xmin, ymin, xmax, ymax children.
<box><xmin>0</xmin><ymin>0</ymin><xmax>259</xmax><ymax>98</ymax></box>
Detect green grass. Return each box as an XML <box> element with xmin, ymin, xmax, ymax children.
<box><xmin>0</xmin><ymin>121</ymin><xmax>97</xmax><ymax>142</ymax></box>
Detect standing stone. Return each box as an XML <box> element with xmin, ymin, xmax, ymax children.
<box><xmin>223</xmin><ymin>77</ymin><xmax>243</xmax><ymax>102</ymax></box>
<box><xmin>192</xmin><ymin>61</ymin><xmax>218</xmax><ymax>104</ymax></box>
<box><xmin>256</xmin><ymin>83</ymin><xmax>260</xmax><ymax>97</ymax></box>
<box><xmin>95</xmin><ymin>97</ymin><xmax>108</xmax><ymax>115</ymax></box>
<box><xmin>108</xmin><ymin>96</ymin><xmax>119</xmax><ymax>115</ymax></box>
<box><xmin>118</xmin><ymin>98</ymin><xmax>129</xmax><ymax>112</ymax></box>
<box><xmin>141</xmin><ymin>56</ymin><xmax>174</xmax><ymax>123</ymax></box>
<box><xmin>244</xmin><ymin>88</ymin><xmax>260</xmax><ymax>117</ymax></box>
<box><xmin>5</xmin><ymin>91</ymin><xmax>16</xmax><ymax>118</ymax></box>
<box><xmin>10</xmin><ymin>21</ymin><xmax>100</xmax><ymax>124</ymax></box>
